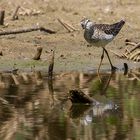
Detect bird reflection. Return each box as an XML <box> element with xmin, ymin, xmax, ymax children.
<box><xmin>69</xmin><ymin>72</ymin><xmax>118</xmax><ymax>124</ymax></box>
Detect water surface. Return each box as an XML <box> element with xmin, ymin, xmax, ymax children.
<box><xmin>0</xmin><ymin>70</ymin><xmax>140</xmax><ymax>140</ymax></box>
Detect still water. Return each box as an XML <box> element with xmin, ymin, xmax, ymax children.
<box><xmin>0</xmin><ymin>70</ymin><xmax>140</xmax><ymax>140</ymax></box>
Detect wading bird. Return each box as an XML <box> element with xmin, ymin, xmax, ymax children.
<box><xmin>81</xmin><ymin>18</ymin><xmax>125</xmax><ymax>73</ymax></box>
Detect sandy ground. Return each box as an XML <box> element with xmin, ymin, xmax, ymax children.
<box><xmin>0</xmin><ymin>0</ymin><xmax>140</xmax><ymax>72</ymax></box>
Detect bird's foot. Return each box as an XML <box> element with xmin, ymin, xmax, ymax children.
<box><xmin>111</xmin><ymin>66</ymin><xmax>117</xmax><ymax>72</ymax></box>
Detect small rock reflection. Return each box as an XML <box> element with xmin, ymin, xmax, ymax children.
<box><xmin>0</xmin><ymin>69</ymin><xmax>140</xmax><ymax>140</ymax></box>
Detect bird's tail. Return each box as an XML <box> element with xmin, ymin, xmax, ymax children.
<box><xmin>111</xmin><ymin>20</ymin><xmax>125</xmax><ymax>36</ymax></box>
<box><xmin>116</xmin><ymin>20</ymin><xmax>125</xmax><ymax>28</ymax></box>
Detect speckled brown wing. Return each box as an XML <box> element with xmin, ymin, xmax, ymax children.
<box><xmin>94</xmin><ymin>20</ymin><xmax>125</xmax><ymax>36</ymax></box>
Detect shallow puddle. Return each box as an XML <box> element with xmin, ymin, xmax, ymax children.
<box><xmin>0</xmin><ymin>70</ymin><xmax>140</xmax><ymax>140</ymax></box>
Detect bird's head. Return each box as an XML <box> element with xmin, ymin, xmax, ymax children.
<box><xmin>80</xmin><ymin>18</ymin><xmax>92</xmax><ymax>29</ymax></box>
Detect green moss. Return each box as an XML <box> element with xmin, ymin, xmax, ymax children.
<box><xmin>0</xmin><ymin>59</ymin><xmax>48</xmax><ymax>71</ymax></box>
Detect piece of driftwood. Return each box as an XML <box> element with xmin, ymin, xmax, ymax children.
<box><xmin>129</xmin><ymin>51</ymin><xmax>140</xmax><ymax>60</ymax></box>
<box><xmin>69</xmin><ymin>89</ymin><xmax>93</xmax><ymax>104</ymax></box>
<box><xmin>33</xmin><ymin>47</ymin><xmax>43</xmax><ymax>60</ymax></box>
<box><xmin>110</xmin><ymin>39</ymin><xmax>140</xmax><ymax>62</ymax></box>
<box><xmin>69</xmin><ymin>89</ymin><xmax>99</xmax><ymax>105</ymax></box>
<box><xmin>0</xmin><ymin>26</ymin><xmax>56</xmax><ymax>36</ymax></box>
<box><xmin>48</xmin><ymin>50</ymin><xmax>54</xmax><ymax>79</ymax></box>
<box><xmin>57</xmin><ymin>18</ymin><xmax>77</xmax><ymax>32</ymax></box>
<box><xmin>0</xmin><ymin>10</ymin><xmax>5</xmax><ymax>25</ymax></box>
<box><xmin>11</xmin><ymin>5</ymin><xmax>20</xmax><ymax>20</ymax></box>
<box><xmin>125</xmin><ymin>39</ymin><xmax>140</xmax><ymax>52</ymax></box>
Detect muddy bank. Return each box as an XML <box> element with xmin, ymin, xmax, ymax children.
<box><xmin>0</xmin><ymin>0</ymin><xmax>140</xmax><ymax>72</ymax></box>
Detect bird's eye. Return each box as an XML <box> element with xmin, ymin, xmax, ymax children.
<box><xmin>81</xmin><ymin>23</ymin><xmax>85</xmax><ymax>29</ymax></box>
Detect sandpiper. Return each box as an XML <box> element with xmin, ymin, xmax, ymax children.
<box><xmin>81</xmin><ymin>18</ymin><xmax>125</xmax><ymax>73</ymax></box>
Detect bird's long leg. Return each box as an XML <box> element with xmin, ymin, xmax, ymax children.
<box><xmin>103</xmin><ymin>48</ymin><xmax>117</xmax><ymax>71</ymax></box>
<box><xmin>97</xmin><ymin>48</ymin><xmax>104</xmax><ymax>81</ymax></box>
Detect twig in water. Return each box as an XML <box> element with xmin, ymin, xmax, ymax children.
<box><xmin>48</xmin><ymin>50</ymin><xmax>54</xmax><ymax>79</ymax></box>
<box><xmin>124</xmin><ymin>63</ymin><xmax>128</xmax><ymax>75</ymax></box>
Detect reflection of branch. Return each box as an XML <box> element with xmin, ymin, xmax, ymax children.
<box><xmin>48</xmin><ymin>50</ymin><xmax>54</xmax><ymax>79</ymax></box>
<box><xmin>48</xmin><ymin>50</ymin><xmax>55</xmax><ymax>106</ymax></box>
<box><xmin>48</xmin><ymin>78</ymin><xmax>54</xmax><ymax>106</ymax></box>
<box><xmin>48</xmin><ymin>78</ymin><xmax>53</xmax><ymax>94</ymax></box>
